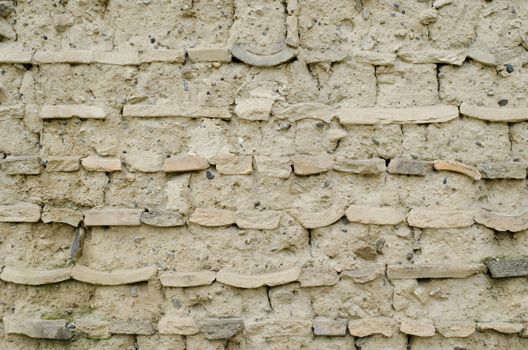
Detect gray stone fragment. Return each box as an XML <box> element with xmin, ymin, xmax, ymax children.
<box><xmin>486</xmin><ymin>257</ymin><xmax>528</xmax><ymax>278</ymax></box>
<box><xmin>478</xmin><ymin>162</ymin><xmax>527</xmax><ymax>180</ymax></box>
<box><xmin>200</xmin><ymin>318</ymin><xmax>244</xmax><ymax>340</ymax></box>
<box><xmin>231</xmin><ymin>45</ymin><xmax>297</xmax><ymax>67</ymax></box>
<box><xmin>3</xmin><ymin>315</ymin><xmax>73</xmax><ymax>340</ymax></box>
<box><xmin>0</xmin><ymin>1</ymin><xmax>15</xmax><ymax>18</ymax></box>
<box><xmin>313</xmin><ymin>317</ymin><xmax>348</xmax><ymax>336</ymax></box>
<box><xmin>141</xmin><ymin>210</ymin><xmax>185</xmax><ymax>227</ymax></box>
<box><xmin>387</xmin><ymin>158</ymin><xmax>432</xmax><ymax>176</ymax></box>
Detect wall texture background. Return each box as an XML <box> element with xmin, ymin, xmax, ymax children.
<box><xmin>1</xmin><ymin>0</ymin><xmax>528</xmax><ymax>349</ymax></box>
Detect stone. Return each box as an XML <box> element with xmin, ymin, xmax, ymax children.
<box><xmin>334</xmin><ymin>157</ymin><xmax>386</xmax><ymax>175</ymax></box>
<box><xmin>460</xmin><ymin>103</ymin><xmax>528</xmax><ymax>122</ymax></box>
<box><xmin>387</xmin><ymin>263</ymin><xmax>484</xmax><ymax>279</ymax></box>
<box><xmin>92</xmin><ymin>50</ymin><xmax>140</xmax><ymax>65</ymax></box>
<box><xmin>400</xmin><ymin>318</ymin><xmax>435</xmax><ymax>337</ymax></box>
<box><xmin>139</xmin><ymin>49</ymin><xmax>185</xmax><ymax>63</ymax></box>
<box><xmin>436</xmin><ymin>321</ymin><xmax>476</xmax><ymax>338</ymax></box>
<box><xmin>140</xmin><ymin>210</ymin><xmax>185</xmax><ymax>227</ymax></box>
<box><xmin>477</xmin><ymin>162</ymin><xmax>527</xmax><ymax>179</ymax></box>
<box><xmin>234</xmin><ymin>210</ymin><xmax>282</xmax><ymax>230</ymax></box>
<box><xmin>273</xmin><ymin>102</ymin><xmax>335</xmax><ymax>123</ymax></box>
<box><xmin>41</xmin><ymin>205</ymin><xmax>83</xmax><ymax>226</ymax></box>
<box><xmin>158</xmin><ymin>316</ymin><xmax>199</xmax><ymax>335</ymax></box>
<box><xmin>387</xmin><ymin>158</ymin><xmax>433</xmax><ymax>176</ymax></box>
<box><xmin>230</xmin><ymin>45</ymin><xmax>297</xmax><ymax>67</ymax></box>
<box><xmin>0</xmin><ymin>266</ymin><xmax>72</xmax><ymax>285</ymax></box>
<box><xmin>81</xmin><ymin>156</ymin><xmax>122</xmax><ymax>172</ymax></box>
<box><xmin>285</xmin><ymin>15</ymin><xmax>299</xmax><ymax>47</ymax></box>
<box><xmin>123</xmin><ymin>105</ymin><xmax>232</xmax><ymax>119</ymax></box>
<box><xmin>351</xmin><ymin>50</ymin><xmax>397</xmax><ymax>65</ymax></box>
<box><xmin>475</xmin><ymin>210</ymin><xmax>528</xmax><ymax>232</ymax></box>
<box><xmin>345</xmin><ymin>205</ymin><xmax>406</xmax><ymax>225</ymax></box>
<box><xmin>108</xmin><ymin>319</ymin><xmax>155</xmax><ymax>335</ymax></box>
<box><xmin>3</xmin><ymin>315</ymin><xmax>73</xmax><ymax>340</ymax></box>
<box><xmin>216</xmin><ymin>267</ymin><xmax>300</xmax><ymax>288</ymax></box>
<box><xmin>71</xmin><ymin>265</ymin><xmax>158</xmax><ymax>285</ymax></box>
<box><xmin>33</xmin><ymin>50</ymin><xmax>93</xmax><ymax>64</ymax></box>
<box><xmin>235</xmin><ymin>98</ymin><xmax>274</xmax><ymax>121</ymax></box>
<box><xmin>433</xmin><ymin>0</ymin><xmax>453</xmax><ymax>8</ymax></box>
<box><xmin>124</xmin><ymin>155</ymin><xmax>164</xmax><ymax>172</ymax></box>
<box><xmin>215</xmin><ymin>155</ymin><xmax>253</xmax><ymax>175</ymax></box>
<box><xmin>187</xmin><ymin>47</ymin><xmax>231</xmax><ymax>62</ymax></box>
<box><xmin>188</xmin><ymin>208</ymin><xmax>235</xmax><ymax>227</ymax></box>
<box><xmin>352</xmin><ymin>241</ymin><xmax>378</xmax><ymax>260</ymax></box>
<box><xmin>347</xmin><ymin>317</ymin><xmax>396</xmax><ymax>337</ymax></box>
<box><xmin>291</xmin><ymin>154</ymin><xmax>334</xmax><ymax>175</ymax></box>
<box><xmin>39</xmin><ymin>105</ymin><xmax>106</xmax><ymax>119</ymax></box>
<box><xmin>485</xmin><ymin>257</ymin><xmax>528</xmax><ymax>278</ymax></box>
<box><xmin>75</xmin><ymin>318</ymin><xmax>111</xmax><ymax>339</ymax></box>
<box><xmin>477</xmin><ymin>322</ymin><xmax>523</xmax><ymax>334</ymax></box>
<box><xmin>159</xmin><ymin>271</ymin><xmax>216</xmax><ymax>287</ymax></box>
<box><xmin>407</xmin><ymin>208</ymin><xmax>474</xmax><ymax>228</ymax></box>
<box><xmin>433</xmin><ymin>160</ymin><xmax>481</xmax><ymax>180</ymax></box>
<box><xmin>342</xmin><ymin>264</ymin><xmax>383</xmax><ymax>284</ymax></box>
<box><xmin>313</xmin><ymin>317</ymin><xmax>347</xmax><ymax>336</ymax></box>
<box><xmin>163</xmin><ymin>155</ymin><xmax>209</xmax><ymax>172</ymax></box>
<box><xmin>337</xmin><ymin>105</ymin><xmax>459</xmax><ymax>125</ymax></box>
<box><xmin>299</xmin><ymin>267</ymin><xmax>339</xmax><ymax>287</ymax></box>
<box><xmin>467</xmin><ymin>47</ymin><xmax>497</xmax><ymax>66</ymax></box>
<box><xmin>245</xmin><ymin>319</ymin><xmax>312</xmax><ymax>337</ymax></box>
<box><xmin>398</xmin><ymin>49</ymin><xmax>466</xmax><ymax>65</ymax></box>
<box><xmin>43</xmin><ymin>156</ymin><xmax>80</xmax><ymax>172</ymax></box>
<box><xmin>289</xmin><ymin>202</ymin><xmax>346</xmax><ymax>229</ymax></box>
<box><xmin>0</xmin><ymin>104</ymin><xmax>25</xmax><ymax>118</ymax></box>
<box><xmin>2</xmin><ymin>155</ymin><xmax>42</xmax><ymax>175</ymax></box>
<box><xmin>84</xmin><ymin>208</ymin><xmax>143</xmax><ymax>226</ymax></box>
<box><xmin>254</xmin><ymin>156</ymin><xmax>292</xmax><ymax>178</ymax></box>
<box><xmin>0</xmin><ymin>202</ymin><xmax>41</xmax><ymax>222</ymax></box>
<box><xmin>200</xmin><ymin>318</ymin><xmax>244</xmax><ymax>340</ymax></box>
<box><xmin>0</xmin><ymin>51</ymin><xmax>32</xmax><ymax>63</ymax></box>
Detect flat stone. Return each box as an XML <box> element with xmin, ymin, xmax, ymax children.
<box><xmin>33</xmin><ymin>50</ymin><xmax>93</xmax><ymax>64</ymax></box>
<box><xmin>71</xmin><ymin>265</ymin><xmax>157</xmax><ymax>285</ymax></box>
<box><xmin>108</xmin><ymin>319</ymin><xmax>155</xmax><ymax>335</ymax></box>
<box><xmin>477</xmin><ymin>162</ymin><xmax>527</xmax><ymax>179</ymax></box>
<box><xmin>299</xmin><ymin>267</ymin><xmax>339</xmax><ymax>287</ymax></box>
<box><xmin>348</xmin><ymin>317</ymin><xmax>396</xmax><ymax>337</ymax></box>
<box><xmin>235</xmin><ymin>98</ymin><xmax>274</xmax><ymax>121</ymax></box>
<box><xmin>124</xmin><ymin>155</ymin><xmax>164</xmax><ymax>172</ymax></box>
<box><xmin>291</xmin><ymin>155</ymin><xmax>334</xmax><ymax>175</ymax></box>
<box><xmin>388</xmin><ymin>158</ymin><xmax>433</xmax><ymax>176</ymax></box>
<box><xmin>433</xmin><ymin>0</ymin><xmax>453</xmax><ymax>8</ymax></box>
<box><xmin>467</xmin><ymin>47</ymin><xmax>497</xmax><ymax>66</ymax></box>
<box><xmin>187</xmin><ymin>47</ymin><xmax>231</xmax><ymax>62</ymax></box>
<box><xmin>299</xmin><ymin>48</ymin><xmax>347</xmax><ymax>64</ymax></box>
<box><xmin>254</xmin><ymin>156</ymin><xmax>292</xmax><ymax>178</ymax></box>
<box><xmin>433</xmin><ymin>160</ymin><xmax>481</xmax><ymax>180</ymax></box>
<box><xmin>407</xmin><ymin>208</ymin><xmax>474</xmax><ymax>228</ymax></box>
<box><xmin>245</xmin><ymin>319</ymin><xmax>312</xmax><ymax>337</ymax></box>
<box><xmin>39</xmin><ymin>105</ymin><xmax>106</xmax><ymax>119</ymax></box>
<box><xmin>215</xmin><ymin>155</ymin><xmax>253</xmax><ymax>175</ymax></box>
<box><xmin>289</xmin><ymin>202</ymin><xmax>346</xmax><ymax>229</ymax></box>
<box><xmin>139</xmin><ymin>49</ymin><xmax>185</xmax><ymax>63</ymax></box>
<box><xmin>285</xmin><ymin>14</ymin><xmax>299</xmax><ymax>47</ymax></box>
<box><xmin>0</xmin><ymin>104</ymin><xmax>25</xmax><ymax>119</ymax></box>
<box><xmin>75</xmin><ymin>318</ymin><xmax>111</xmax><ymax>339</ymax></box>
<box><xmin>398</xmin><ymin>49</ymin><xmax>466</xmax><ymax>65</ymax></box>
<box><xmin>234</xmin><ymin>210</ymin><xmax>282</xmax><ymax>230</ymax></box>
<box><xmin>140</xmin><ymin>210</ymin><xmax>185</xmax><ymax>227</ymax></box>
<box><xmin>334</xmin><ymin>157</ymin><xmax>386</xmax><ymax>174</ymax></box>
<box><xmin>0</xmin><ymin>51</ymin><xmax>32</xmax><ymax>63</ymax></box>
<box><xmin>216</xmin><ymin>267</ymin><xmax>300</xmax><ymax>288</ymax></box>
<box><xmin>43</xmin><ymin>156</ymin><xmax>80</xmax><ymax>172</ymax></box>
<box><xmin>84</xmin><ymin>208</ymin><xmax>143</xmax><ymax>226</ymax></box>
<box><xmin>436</xmin><ymin>321</ymin><xmax>476</xmax><ymax>338</ymax></box>
<box><xmin>352</xmin><ymin>241</ymin><xmax>378</xmax><ymax>260</ymax></box>
<box><xmin>231</xmin><ymin>44</ymin><xmax>297</xmax><ymax>67</ymax></box>
<box><xmin>163</xmin><ymin>155</ymin><xmax>209</xmax><ymax>173</ymax></box>
<box><xmin>485</xmin><ymin>257</ymin><xmax>528</xmax><ymax>278</ymax></box>
<box><xmin>0</xmin><ymin>266</ymin><xmax>72</xmax><ymax>285</ymax></box>
<box><xmin>477</xmin><ymin>322</ymin><xmax>523</xmax><ymax>334</ymax></box>
<box><xmin>338</xmin><ymin>105</ymin><xmax>458</xmax><ymax>125</ymax></box>
<box><xmin>81</xmin><ymin>156</ymin><xmax>122</xmax><ymax>172</ymax></box>
<box><xmin>341</xmin><ymin>264</ymin><xmax>383</xmax><ymax>284</ymax></box>
<box><xmin>313</xmin><ymin>317</ymin><xmax>348</xmax><ymax>336</ymax></box>
<box><xmin>158</xmin><ymin>316</ymin><xmax>199</xmax><ymax>335</ymax></box>
<box><xmin>200</xmin><ymin>318</ymin><xmax>244</xmax><ymax>340</ymax></box>
<box><xmin>123</xmin><ymin>104</ymin><xmax>232</xmax><ymax>119</ymax></box>
<box><xmin>188</xmin><ymin>208</ymin><xmax>235</xmax><ymax>227</ymax></box>
<box><xmin>387</xmin><ymin>263</ymin><xmax>484</xmax><ymax>279</ymax></box>
<box><xmin>351</xmin><ymin>50</ymin><xmax>396</xmax><ymax>65</ymax></box>
<box><xmin>92</xmin><ymin>50</ymin><xmax>140</xmax><ymax>65</ymax></box>
<box><xmin>400</xmin><ymin>318</ymin><xmax>435</xmax><ymax>337</ymax></box>
<box><xmin>2</xmin><ymin>155</ymin><xmax>42</xmax><ymax>175</ymax></box>
<box><xmin>345</xmin><ymin>205</ymin><xmax>406</xmax><ymax>225</ymax></box>
<box><xmin>475</xmin><ymin>210</ymin><xmax>528</xmax><ymax>232</ymax></box>
<box><xmin>273</xmin><ymin>102</ymin><xmax>335</xmax><ymax>123</ymax></box>
<box><xmin>460</xmin><ymin>103</ymin><xmax>528</xmax><ymax>122</ymax></box>
<box><xmin>41</xmin><ymin>205</ymin><xmax>83</xmax><ymax>226</ymax></box>
<box><xmin>159</xmin><ymin>270</ymin><xmax>216</xmax><ymax>287</ymax></box>
<box><xmin>0</xmin><ymin>202</ymin><xmax>41</xmax><ymax>222</ymax></box>
<box><xmin>3</xmin><ymin>315</ymin><xmax>73</xmax><ymax>340</ymax></box>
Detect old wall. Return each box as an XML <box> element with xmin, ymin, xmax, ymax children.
<box><xmin>0</xmin><ymin>0</ymin><xmax>528</xmax><ymax>349</ymax></box>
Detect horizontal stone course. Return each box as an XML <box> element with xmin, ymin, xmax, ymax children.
<box><xmin>71</xmin><ymin>265</ymin><xmax>158</xmax><ymax>285</ymax></box>
<box><xmin>39</xmin><ymin>105</ymin><xmax>106</xmax><ymax>119</ymax></box>
<box><xmin>337</xmin><ymin>105</ymin><xmax>459</xmax><ymax>125</ymax></box>
<box><xmin>407</xmin><ymin>208</ymin><xmax>475</xmax><ymax>228</ymax></box>
<box><xmin>0</xmin><ymin>266</ymin><xmax>72</xmax><ymax>285</ymax></box>
<box><xmin>460</xmin><ymin>103</ymin><xmax>528</xmax><ymax>122</ymax></box>
<box><xmin>3</xmin><ymin>315</ymin><xmax>73</xmax><ymax>340</ymax></box>
<box><xmin>387</xmin><ymin>263</ymin><xmax>485</xmax><ymax>279</ymax></box>
<box><xmin>84</xmin><ymin>208</ymin><xmax>143</xmax><ymax>226</ymax></box>
<box><xmin>216</xmin><ymin>267</ymin><xmax>300</xmax><ymax>288</ymax></box>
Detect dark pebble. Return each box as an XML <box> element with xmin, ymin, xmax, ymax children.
<box><xmin>498</xmin><ymin>99</ymin><xmax>508</xmax><ymax>106</ymax></box>
<box><xmin>206</xmin><ymin>170</ymin><xmax>214</xmax><ymax>179</ymax></box>
<box><xmin>505</xmin><ymin>64</ymin><xmax>514</xmax><ymax>73</ymax></box>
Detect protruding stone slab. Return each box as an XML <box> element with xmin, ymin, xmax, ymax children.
<box><xmin>188</xmin><ymin>208</ymin><xmax>235</xmax><ymax>227</ymax></box>
<box><xmin>158</xmin><ymin>316</ymin><xmax>199</xmax><ymax>335</ymax></box>
<box><xmin>0</xmin><ymin>51</ymin><xmax>33</xmax><ymax>63</ymax></box>
<box><xmin>93</xmin><ymin>51</ymin><xmax>140</xmax><ymax>65</ymax></box>
<box><xmin>388</xmin><ymin>158</ymin><xmax>433</xmax><ymax>176</ymax></box>
<box><xmin>216</xmin><ymin>267</ymin><xmax>300</xmax><ymax>288</ymax></box>
<box><xmin>338</xmin><ymin>105</ymin><xmax>458</xmax><ymax>125</ymax></box>
<box><xmin>400</xmin><ymin>318</ymin><xmax>435</xmax><ymax>337</ymax></box>
<box><xmin>387</xmin><ymin>263</ymin><xmax>484</xmax><ymax>279</ymax></box>
<box><xmin>433</xmin><ymin>160</ymin><xmax>481</xmax><ymax>180</ymax></box>
<box><xmin>75</xmin><ymin>318</ymin><xmax>111</xmax><ymax>339</ymax></box>
<box><xmin>245</xmin><ymin>319</ymin><xmax>312</xmax><ymax>337</ymax></box>
<box><xmin>231</xmin><ymin>44</ymin><xmax>297</xmax><ymax>67</ymax></box>
<box><xmin>84</xmin><ymin>208</ymin><xmax>143</xmax><ymax>226</ymax></box>
<box><xmin>235</xmin><ymin>98</ymin><xmax>274</xmax><ymax>121</ymax></box>
<box><xmin>139</xmin><ymin>49</ymin><xmax>185</xmax><ymax>63</ymax></box>
<box><xmin>33</xmin><ymin>50</ymin><xmax>93</xmax><ymax>64</ymax></box>
<box><xmin>234</xmin><ymin>210</ymin><xmax>282</xmax><ymax>230</ymax></box>
<box><xmin>398</xmin><ymin>49</ymin><xmax>466</xmax><ymax>65</ymax></box>
<box><xmin>39</xmin><ymin>105</ymin><xmax>106</xmax><ymax>119</ymax></box>
<box><xmin>407</xmin><ymin>208</ymin><xmax>474</xmax><ymax>228</ymax></box>
<box><xmin>43</xmin><ymin>156</ymin><xmax>80</xmax><ymax>172</ymax></box>
<box><xmin>140</xmin><ymin>210</ymin><xmax>185</xmax><ymax>227</ymax></box>
<box><xmin>345</xmin><ymin>205</ymin><xmax>406</xmax><ymax>225</ymax></box>
<box><xmin>254</xmin><ymin>156</ymin><xmax>292</xmax><ymax>178</ymax></box>
<box><xmin>477</xmin><ymin>322</ymin><xmax>523</xmax><ymax>334</ymax></box>
<box><xmin>163</xmin><ymin>155</ymin><xmax>209</xmax><ymax>173</ymax></box>
<box><xmin>3</xmin><ymin>315</ymin><xmax>73</xmax><ymax>340</ymax></box>
<box><xmin>0</xmin><ymin>266</ymin><xmax>72</xmax><ymax>285</ymax></box>
<box><xmin>475</xmin><ymin>210</ymin><xmax>528</xmax><ymax>232</ymax></box>
<box><xmin>81</xmin><ymin>156</ymin><xmax>122</xmax><ymax>172</ymax></box>
<box><xmin>313</xmin><ymin>317</ymin><xmax>347</xmax><ymax>336</ymax></box>
<box><xmin>334</xmin><ymin>157</ymin><xmax>386</xmax><ymax>175</ymax></box>
<box><xmin>160</xmin><ymin>271</ymin><xmax>216</xmax><ymax>287</ymax></box>
<box><xmin>460</xmin><ymin>103</ymin><xmax>528</xmax><ymax>122</ymax></box>
<box><xmin>351</xmin><ymin>50</ymin><xmax>396</xmax><ymax>65</ymax></box>
<box><xmin>41</xmin><ymin>205</ymin><xmax>83</xmax><ymax>226</ymax></box>
<box><xmin>108</xmin><ymin>319</ymin><xmax>155</xmax><ymax>335</ymax></box>
<box><xmin>200</xmin><ymin>318</ymin><xmax>244</xmax><ymax>340</ymax></box>
<box><xmin>485</xmin><ymin>257</ymin><xmax>528</xmax><ymax>278</ymax></box>
<box><xmin>0</xmin><ymin>202</ymin><xmax>41</xmax><ymax>222</ymax></box>
<box><xmin>123</xmin><ymin>104</ymin><xmax>231</xmax><ymax>119</ymax></box>
<box><xmin>273</xmin><ymin>102</ymin><xmax>335</xmax><ymax>123</ymax></box>
<box><xmin>187</xmin><ymin>47</ymin><xmax>231</xmax><ymax>62</ymax></box>
<box><xmin>291</xmin><ymin>155</ymin><xmax>334</xmax><ymax>175</ymax></box>
<box><xmin>477</xmin><ymin>162</ymin><xmax>527</xmax><ymax>180</ymax></box>
<box><xmin>2</xmin><ymin>155</ymin><xmax>42</xmax><ymax>175</ymax></box>
<box><xmin>71</xmin><ymin>265</ymin><xmax>157</xmax><ymax>285</ymax></box>
<box><xmin>436</xmin><ymin>321</ymin><xmax>476</xmax><ymax>338</ymax></box>
<box><xmin>215</xmin><ymin>155</ymin><xmax>253</xmax><ymax>175</ymax></box>
<box><xmin>347</xmin><ymin>317</ymin><xmax>396</xmax><ymax>337</ymax></box>
<box><xmin>124</xmin><ymin>155</ymin><xmax>164</xmax><ymax>172</ymax></box>
<box><xmin>289</xmin><ymin>202</ymin><xmax>345</xmax><ymax>229</ymax></box>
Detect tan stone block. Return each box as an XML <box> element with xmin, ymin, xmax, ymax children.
<box><xmin>351</xmin><ymin>50</ymin><xmax>396</xmax><ymax>65</ymax></box>
<box><xmin>3</xmin><ymin>315</ymin><xmax>72</xmax><ymax>340</ymax></box>
<box><xmin>313</xmin><ymin>317</ymin><xmax>347</xmax><ymax>336</ymax></box>
<box><xmin>461</xmin><ymin>103</ymin><xmax>528</xmax><ymax>122</ymax></box>
<box><xmin>75</xmin><ymin>318</ymin><xmax>111</xmax><ymax>339</ymax></box>
<box><xmin>187</xmin><ymin>47</ymin><xmax>231</xmax><ymax>62</ymax></box>
<box><xmin>159</xmin><ymin>271</ymin><xmax>216</xmax><ymax>287</ymax></box>
<box><xmin>140</xmin><ymin>210</ymin><xmax>185</xmax><ymax>227</ymax></box>
<box><xmin>477</xmin><ymin>322</ymin><xmax>523</xmax><ymax>334</ymax></box>
<box><xmin>400</xmin><ymin>318</ymin><xmax>435</xmax><ymax>337</ymax></box>
<box><xmin>124</xmin><ymin>154</ymin><xmax>164</xmax><ymax>172</ymax></box>
<box><xmin>188</xmin><ymin>208</ymin><xmax>235</xmax><ymax>227</ymax></box>
<box><xmin>41</xmin><ymin>205</ymin><xmax>83</xmax><ymax>226</ymax></box>
<box><xmin>123</xmin><ymin>104</ymin><xmax>232</xmax><ymax>119</ymax></box>
<box><xmin>0</xmin><ymin>104</ymin><xmax>25</xmax><ymax>118</ymax></box>
<box><xmin>348</xmin><ymin>317</ymin><xmax>396</xmax><ymax>337</ymax></box>
<box><xmin>81</xmin><ymin>156</ymin><xmax>122</xmax><ymax>172</ymax></box>
<box><xmin>234</xmin><ymin>210</ymin><xmax>282</xmax><ymax>230</ymax></box>
<box><xmin>44</xmin><ymin>156</ymin><xmax>80</xmax><ymax>172</ymax></box>
<box><xmin>108</xmin><ymin>319</ymin><xmax>155</xmax><ymax>335</ymax></box>
<box><xmin>215</xmin><ymin>155</ymin><xmax>253</xmax><ymax>175</ymax></box>
<box><xmin>0</xmin><ymin>266</ymin><xmax>72</xmax><ymax>285</ymax></box>
<box><xmin>234</xmin><ymin>98</ymin><xmax>274</xmax><ymax>121</ymax></box>
<box><xmin>478</xmin><ymin>162</ymin><xmax>527</xmax><ymax>179</ymax></box>
<box><xmin>475</xmin><ymin>210</ymin><xmax>528</xmax><ymax>232</ymax></box>
<box><xmin>433</xmin><ymin>160</ymin><xmax>481</xmax><ymax>180</ymax></box>
<box><xmin>254</xmin><ymin>156</ymin><xmax>292</xmax><ymax>178</ymax></box>
<box><xmin>338</xmin><ymin>105</ymin><xmax>458</xmax><ymax>125</ymax></box>
<box><xmin>216</xmin><ymin>267</ymin><xmax>300</xmax><ymax>288</ymax></box>
<box><xmin>387</xmin><ymin>263</ymin><xmax>484</xmax><ymax>279</ymax></box>
<box><xmin>345</xmin><ymin>205</ymin><xmax>406</xmax><ymax>225</ymax></box>
<box><xmin>0</xmin><ymin>202</ymin><xmax>41</xmax><ymax>222</ymax></box>
<box><xmin>158</xmin><ymin>316</ymin><xmax>199</xmax><ymax>335</ymax></box>
<box><xmin>200</xmin><ymin>318</ymin><xmax>244</xmax><ymax>340</ymax></box>
<box><xmin>341</xmin><ymin>264</ymin><xmax>383</xmax><ymax>284</ymax></box>
<box><xmin>299</xmin><ymin>267</ymin><xmax>339</xmax><ymax>287</ymax></box>
<box><xmin>39</xmin><ymin>105</ymin><xmax>106</xmax><ymax>119</ymax></box>
<box><xmin>291</xmin><ymin>154</ymin><xmax>334</xmax><ymax>175</ymax></box>
<box><xmin>139</xmin><ymin>49</ymin><xmax>185</xmax><ymax>63</ymax></box>
<box><xmin>334</xmin><ymin>157</ymin><xmax>386</xmax><ymax>174</ymax></box>
<box><xmin>71</xmin><ymin>265</ymin><xmax>157</xmax><ymax>285</ymax></box>
<box><xmin>84</xmin><ymin>208</ymin><xmax>143</xmax><ymax>226</ymax></box>
<box><xmin>163</xmin><ymin>155</ymin><xmax>209</xmax><ymax>173</ymax></box>
<box><xmin>93</xmin><ymin>50</ymin><xmax>140</xmax><ymax>65</ymax></box>
<box><xmin>0</xmin><ymin>51</ymin><xmax>33</xmax><ymax>63</ymax></box>
<box><xmin>245</xmin><ymin>319</ymin><xmax>312</xmax><ymax>337</ymax></box>
<box><xmin>33</xmin><ymin>50</ymin><xmax>93</xmax><ymax>64</ymax></box>
<box><xmin>436</xmin><ymin>321</ymin><xmax>476</xmax><ymax>338</ymax></box>
<box><xmin>407</xmin><ymin>208</ymin><xmax>474</xmax><ymax>228</ymax></box>
<box><xmin>398</xmin><ymin>49</ymin><xmax>466</xmax><ymax>65</ymax></box>
<box><xmin>289</xmin><ymin>202</ymin><xmax>346</xmax><ymax>229</ymax></box>
<box><xmin>2</xmin><ymin>155</ymin><xmax>42</xmax><ymax>175</ymax></box>
<box><xmin>273</xmin><ymin>102</ymin><xmax>335</xmax><ymax>123</ymax></box>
